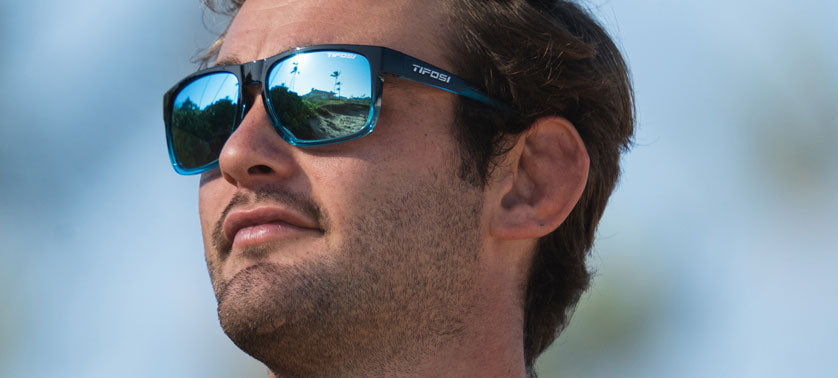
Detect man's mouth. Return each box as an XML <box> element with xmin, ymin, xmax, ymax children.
<box><xmin>222</xmin><ymin>206</ymin><xmax>323</xmax><ymax>249</ymax></box>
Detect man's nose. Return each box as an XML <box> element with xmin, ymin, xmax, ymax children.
<box><xmin>217</xmin><ymin>83</ymin><xmax>297</xmax><ymax>187</ymax></box>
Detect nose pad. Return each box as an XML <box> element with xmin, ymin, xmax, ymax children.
<box><xmin>239</xmin><ymin>83</ymin><xmax>263</xmax><ymax>121</ymax></box>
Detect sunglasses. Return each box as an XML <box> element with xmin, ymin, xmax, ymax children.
<box><xmin>163</xmin><ymin>44</ymin><xmax>512</xmax><ymax>175</ymax></box>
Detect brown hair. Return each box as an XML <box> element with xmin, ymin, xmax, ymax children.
<box><xmin>197</xmin><ymin>0</ymin><xmax>634</xmax><ymax>371</ymax></box>
<box><xmin>444</xmin><ymin>0</ymin><xmax>635</xmax><ymax>370</ymax></box>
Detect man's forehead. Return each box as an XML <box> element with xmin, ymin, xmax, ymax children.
<box><xmin>217</xmin><ymin>0</ymin><xmax>451</xmax><ymax>69</ymax></box>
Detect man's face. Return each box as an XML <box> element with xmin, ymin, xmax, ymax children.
<box><xmin>198</xmin><ymin>0</ymin><xmax>492</xmax><ymax>374</ymax></box>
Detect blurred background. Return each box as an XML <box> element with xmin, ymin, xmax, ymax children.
<box><xmin>0</xmin><ymin>0</ymin><xmax>835</xmax><ymax>377</ymax></box>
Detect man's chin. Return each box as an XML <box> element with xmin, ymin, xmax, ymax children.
<box><xmin>214</xmin><ymin>261</ymin><xmax>338</xmax><ymax>374</ymax></box>
<box><xmin>216</xmin><ymin>263</ymin><xmax>293</xmax><ymax>345</ymax></box>
<box><xmin>214</xmin><ymin>240</ymin><xmax>325</xmax><ymax>295</ymax></box>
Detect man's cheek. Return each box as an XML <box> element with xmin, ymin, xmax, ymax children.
<box><xmin>198</xmin><ymin>182</ymin><xmax>232</xmax><ymax>273</ymax></box>
<box><xmin>198</xmin><ymin>181</ymin><xmax>227</xmax><ymax>231</ymax></box>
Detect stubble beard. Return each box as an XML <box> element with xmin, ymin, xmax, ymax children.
<box><xmin>209</xmin><ymin>173</ymin><xmax>485</xmax><ymax>376</ymax></box>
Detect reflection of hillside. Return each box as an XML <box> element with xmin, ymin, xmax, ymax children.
<box><xmin>268</xmin><ymin>86</ymin><xmax>318</xmax><ymax>139</ymax></box>
<box><xmin>301</xmin><ymin>89</ymin><xmax>371</xmax><ymax>106</ymax></box>
<box><xmin>172</xmin><ymin>98</ymin><xmax>236</xmax><ymax>168</ymax></box>
<box><xmin>309</xmin><ymin>102</ymin><xmax>370</xmax><ymax>138</ymax></box>
<box><xmin>269</xmin><ymin>85</ymin><xmax>371</xmax><ymax>140</ymax></box>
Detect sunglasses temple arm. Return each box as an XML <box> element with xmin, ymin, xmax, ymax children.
<box><xmin>380</xmin><ymin>49</ymin><xmax>514</xmax><ymax>113</ymax></box>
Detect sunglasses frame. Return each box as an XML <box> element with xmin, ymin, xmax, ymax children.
<box><xmin>164</xmin><ymin>44</ymin><xmax>511</xmax><ymax>175</ymax></box>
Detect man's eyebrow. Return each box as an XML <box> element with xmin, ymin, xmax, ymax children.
<box><xmin>214</xmin><ymin>56</ymin><xmax>244</xmax><ymax>67</ymax></box>
<box><xmin>213</xmin><ymin>42</ymin><xmax>319</xmax><ymax>68</ymax></box>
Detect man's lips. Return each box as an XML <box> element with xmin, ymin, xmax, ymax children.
<box><xmin>222</xmin><ymin>206</ymin><xmax>322</xmax><ymax>247</ymax></box>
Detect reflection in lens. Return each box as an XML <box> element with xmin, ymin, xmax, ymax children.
<box><xmin>267</xmin><ymin>51</ymin><xmax>373</xmax><ymax>141</ymax></box>
<box><xmin>171</xmin><ymin>72</ymin><xmax>239</xmax><ymax>169</ymax></box>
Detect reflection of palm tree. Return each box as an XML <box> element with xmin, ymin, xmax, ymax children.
<box><xmin>289</xmin><ymin>62</ymin><xmax>300</xmax><ymax>91</ymax></box>
<box><xmin>330</xmin><ymin>70</ymin><xmax>341</xmax><ymax>96</ymax></box>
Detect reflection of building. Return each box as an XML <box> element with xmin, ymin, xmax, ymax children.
<box><xmin>303</xmin><ymin>88</ymin><xmax>338</xmax><ymax>100</ymax></box>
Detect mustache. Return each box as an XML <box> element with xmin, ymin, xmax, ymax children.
<box><xmin>211</xmin><ymin>188</ymin><xmax>325</xmax><ymax>255</ymax></box>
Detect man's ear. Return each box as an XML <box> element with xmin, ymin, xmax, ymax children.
<box><xmin>489</xmin><ymin>116</ymin><xmax>589</xmax><ymax>240</ymax></box>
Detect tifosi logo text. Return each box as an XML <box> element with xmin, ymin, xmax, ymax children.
<box><xmin>412</xmin><ymin>64</ymin><xmax>452</xmax><ymax>83</ymax></box>
<box><xmin>328</xmin><ymin>52</ymin><xmax>357</xmax><ymax>59</ymax></box>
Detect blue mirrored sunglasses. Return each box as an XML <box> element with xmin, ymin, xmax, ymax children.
<box><xmin>163</xmin><ymin>44</ymin><xmax>513</xmax><ymax>175</ymax></box>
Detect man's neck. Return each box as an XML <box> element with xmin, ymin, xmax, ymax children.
<box><xmin>264</xmin><ymin>282</ymin><xmax>527</xmax><ymax>377</ymax></box>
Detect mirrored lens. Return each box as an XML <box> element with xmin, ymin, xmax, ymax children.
<box><xmin>170</xmin><ymin>72</ymin><xmax>239</xmax><ymax>169</ymax></box>
<box><xmin>267</xmin><ymin>51</ymin><xmax>373</xmax><ymax>141</ymax></box>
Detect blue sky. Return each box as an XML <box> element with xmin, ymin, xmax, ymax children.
<box><xmin>269</xmin><ymin>51</ymin><xmax>372</xmax><ymax>98</ymax></box>
<box><xmin>175</xmin><ymin>73</ymin><xmax>239</xmax><ymax>109</ymax></box>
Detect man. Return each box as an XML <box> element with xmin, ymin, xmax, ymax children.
<box><xmin>163</xmin><ymin>0</ymin><xmax>633</xmax><ymax>376</ymax></box>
